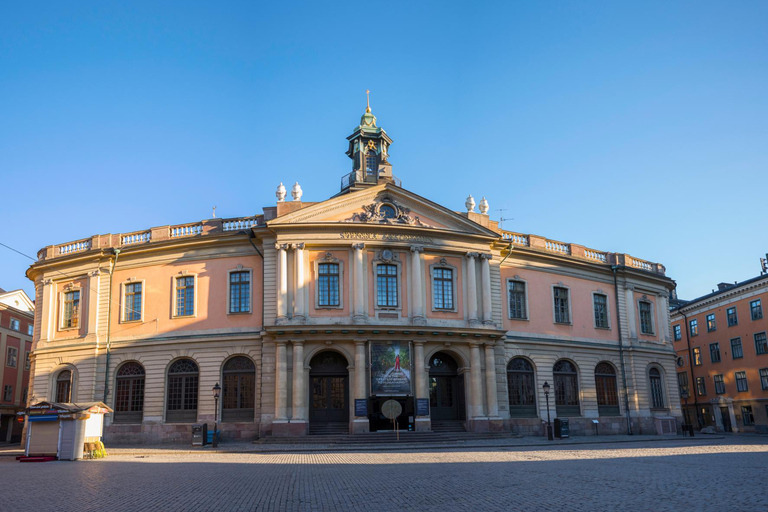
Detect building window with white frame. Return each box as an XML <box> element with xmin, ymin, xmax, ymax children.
<box><xmin>751</xmin><ymin>299</ymin><xmax>763</xmax><ymax>321</ymax></box>
<box><xmin>175</xmin><ymin>276</ymin><xmax>195</xmax><ymax>317</ymax></box>
<box><xmin>62</xmin><ymin>290</ymin><xmax>80</xmax><ymax>328</ymax></box>
<box><xmin>727</xmin><ymin>307</ymin><xmax>738</xmax><ymax>326</ymax></box>
<box><xmin>649</xmin><ymin>367</ymin><xmax>665</xmax><ymax>409</ymax></box>
<box><xmin>755</xmin><ymin>332</ymin><xmax>768</xmax><ymax>355</ymax></box>
<box><xmin>6</xmin><ymin>347</ymin><xmax>18</xmax><ymax>368</ymax></box>
<box><xmin>2</xmin><ymin>385</ymin><xmax>12</xmax><ymax>402</ymax></box>
<box><xmin>731</xmin><ymin>338</ymin><xmax>743</xmax><ymax>359</ymax></box>
<box><xmin>695</xmin><ymin>376</ymin><xmax>707</xmax><ymax>396</ymax></box>
<box><xmin>229</xmin><ymin>271</ymin><xmax>251</xmax><ymax>313</ymax></box>
<box><xmin>639</xmin><ymin>301</ymin><xmax>654</xmax><ymax>334</ymax></box>
<box><xmin>710</xmin><ymin>343</ymin><xmax>721</xmax><ymax>363</ymax></box>
<box><xmin>706</xmin><ymin>313</ymin><xmax>716</xmax><ymax>332</ymax></box>
<box><xmin>553</xmin><ymin>287</ymin><xmax>570</xmax><ymax>324</ymax></box>
<box><xmin>24</xmin><ymin>351</ymin><xmax>30</xmax><ymax>371</ymax></box>
<box><xmin>10</xmin><ymin>318</ymin><xmax>20</xmax><ymax>331</ymax></box>
<box><xmin>690</xmin><ymin>319</ymin><xmax>698</xmax><ymax>336</ymax></box>
<box><xmin>124</xmin><ymin>283</ymin><xmax>142</xmax><ymax>321</ymax></box>
<box><xmin>692</xmin><ymin>347</ymin><xmax>702</xmax><ymax>366</ymax></box>
<box><xmin>759</xmin><ymin>368</ymin><xmax>768</xmax><ymax>390</ymax></box>
<box><xmin>317</xmin><ymin>263</ymin><xmax>340</xmax><ymax>307</ymax></box>
<box><xmin>735</xmin><ymin>371</ymin><xmax>748</xmax><ymax>392</ymax></box>
<box><xmin>376</xmin><ymin>264</ymin><xmax>398</xmax><ymax>308</ymax></box>
<box><xmin>508</xmin><ymin>281</ymin><xmax>527</xmax><ymax>320</ymax></box>
<box><xmin>714</xmin><ymin>374</ymin><xmax>725</xmax><ymax>394</ymax></box>
<box><xmin>27</xmin><ymin>324</ymin><xmax>33</xmax><ymax>336</ymax></box>
<box><xmin>56</xmin><ymin>370</ymin><xmax>73</xmax><ymax>402</ymax></box>
<box><xmin>742</xmin><ymin>406</ymin><xmax>754</xmax><ymax>426</ymax></box>
<box><xmin>432</xmin><ymin>268</ymin><xmax>454</xmax><ymax>310</ymax></box>
<box><xmin>673</xmin><ymin>324</ymin><xmax>682</xmax><ymax>341</ymax></box>
<box><xmin>593</xmin><ymin>294</ymin><xmax>609</xmax><ymax>328</ymax></box>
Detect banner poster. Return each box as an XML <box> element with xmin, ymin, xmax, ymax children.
<box><xmin>370</xmin><ymin>341</ymin><xmax>412</xmax><ymax>395</ymax></box>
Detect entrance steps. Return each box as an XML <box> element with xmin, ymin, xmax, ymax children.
<box><xmin>308</xmin><ymin>422</ymin><xmax>349</xmax><ymax>436</ymax></box>
<box><xmin>258</xmin><ymin>429</ymin><xmax>518</xmax><ymax>445</ymax></box>
<box><xmin>431</xmin><ymin>421</ymin><xmax>467</xmax><ymax>433</ymax></box>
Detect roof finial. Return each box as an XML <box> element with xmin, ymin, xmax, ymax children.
<box><xmin>366</xmin><ymin>89</ymin><xmax>371</xmax><ymax>113</ymax></box>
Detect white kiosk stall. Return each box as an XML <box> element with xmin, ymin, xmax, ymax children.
<box><xmin>24</xmin><ymin>402</ymin><xmax>112</xmax><ymax>461</ymax></box>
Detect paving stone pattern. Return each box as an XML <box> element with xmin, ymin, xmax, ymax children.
<box><xmin>2</xmin><ymin>438</ymin><xmax>767</xmax><ymax>511</ymax></box>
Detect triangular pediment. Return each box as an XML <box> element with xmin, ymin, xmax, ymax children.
<box><xmin>0</xmin><ymin>289</ymin><xmax>35</xmax><ymax>313</ymax></box>
<box><xmin>268</xmin><ymin>183</ymin><xmax>499</xmax><ymax>238</ymax></box>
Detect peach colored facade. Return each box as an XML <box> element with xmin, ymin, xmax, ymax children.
<box><xmin>25</xmin><ymin>107</ymin><xmax>681</xmax><ymax>443</ymax></box>
<box><xmin>671</xmin><ymin>275</ymin><xmax>768</xmax><ymax>433</ymax></box>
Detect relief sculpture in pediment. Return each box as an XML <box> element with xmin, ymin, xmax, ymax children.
<box><xmin>344</xmin><ymin>198</ymin><xmax>432</xmax><ymax>227</ymax></box>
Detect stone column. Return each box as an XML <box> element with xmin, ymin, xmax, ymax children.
<box><xmin>625</xmin><ymin>286</ymin><xmax>637</xmax><ymax>339</ymax></box>
<box><xmin>40</xmin><ymin>278</ymin><xmax>54</xmax><ymax>341</ymax></box>
<box><xmin>353</xmin><ymin>340</ymin><xmax>370</xmax><ymax>433</ymax></box>
<box><xmin>712</xmin><ymin>403</ymin><xmax>724</xmax><ymax>431</ymax></box>
<box><xmin>352</xmin><ymin>244</ymin><xmax>366</xmax><ymax>323</ymax></box>
<box><xmin>410</xmin><ymin>245</ymin><xmax>425</xmax><ymax>325</ymax></box>
<box><xmin>466</xmin><ymin>253</ymin><xmax>479</xmax><ymax>324</ymax></box>
<box><xmin>293</xmin><ymin>243</ymin><xmax>306</xmax><ymax>320</ymax></box>
<box><xmin>727</xmin><ymin>402</ymin><xmax>738</xmax><ymax>433</ymax></box>
<box><xmin>484</xmin><ymin>343</ymin><xmax>500</xmax><ymax>424</ymax></box>
<box><xmin>291</xmin><ymin>341</ymin><xmax>306</xmax><ymax>427</ymax></box>
<box><xmin>469</xmin><ymin>343</ymin><xmax>487</xmax><ymax>430</ymax></box>
<box><xmin>85</xmin><ymin>269</ymin><xmax>100</xmax><ymax>338</ymax></box>
<box><xmin>273</xmin><ymin>341</ymin><xmax>290</xmax><ymax>435</ymax></box>
<box><xmin>656</xmin><ymin>294</ymin><xmax>668</xmax><ymax>342</ymax></box>
<box><xmin>276</xmin><ymin>244</ymin><xmax>289</xmax><ymax>322</ymax></box>
<box><xmin>413</xmin><ymin>340</ymin><xmax>430</xmax><ymax>431</ymax></box>
<box><xmin>480</xmin><ymin>253</ymin><xmax>493</xmax><ymax>324</ymax></box>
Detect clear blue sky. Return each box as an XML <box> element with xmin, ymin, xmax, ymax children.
<box><xmin>1</xmin><ymin>1</ymin><xmax>766</xmax><ymax>301</ymax></box>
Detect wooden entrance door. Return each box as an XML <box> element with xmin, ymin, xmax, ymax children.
<box><xmin>429</xmin><ymin>352</ymin><xmax>463</xmax><ymax>421</ymax></box>
<box><xmin>308</xmin><ymin>352</ymin><xmax>349</xmax><ymax>426</ymax></box>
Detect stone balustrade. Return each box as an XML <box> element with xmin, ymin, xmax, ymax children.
<box><xmin>121</xmin><ymin>231</ymin><xmax>151</xmax><ymax>245</ymax></box>
<box><xmin>223</xmin><ymin>217</ymin><xmax>260</xmax><ymax>232</ymax></box>
<box><xmin>58</xmin><ymin>239</ymin><xmax>91</xmax><ymax>255</ymax></box>
<box><xmin>170</xmin><ymin>223</ymin><xmax>203</xmax><ymax>238</ymax></box>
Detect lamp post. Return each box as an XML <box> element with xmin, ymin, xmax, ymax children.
<box><xmin>212</xmin><ymin>382</ymin><xmax>221</xmax><ymax>448</ymax></box>
<box><xmin>543</xmin><ymin>381</ymin><xmax>553</xmax><ymax>441</ymax></box>
<box><xmin>680</xmin><ymin>389</ymin><xmax>693</xmax><ymax>437</ymax></box>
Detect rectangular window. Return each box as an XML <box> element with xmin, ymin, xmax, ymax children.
<box><xmin>727</xmin><ymin>307</ymin><xmax>738</xmax><ymax>326</ymax></box>
<box><xmin>709</xmin><ymin>343</ymin><xmax>721</xmax><ymax>363</ymax></box>
<box><xmin>2</xmin><ymin>385</ymin><xmax>12</xmax><ymax>402</ymax></box>
<box><xmin>760</xmin><ymin>368</ymin><xmax>768</xmax><ymax>390</ymax></box>
<box><xmin>741</xmin><ymin>406</ymin><xmax>754</xmax><ymax>426</ymax></box>
<box><xmin>124</xmin><ymin>283</ymin><xmax>142</xmax><ymax>322</ymax></box>
<box><xmin>62</xmin><ymin>290</ymin><xmax>80</xmax><ymax>329</ymax></box>
<box><xmin>316</xmin><ymin>264</ymin><xmax>340</xmax><ymax>307</ymax></box>
<box><xmin>714</xmin><ymin>374</ymin><xmax>725</xmax><ymax>394</ymax></box>
<box><xmin>706</xmin><ymin>314</ymin><xmax>716</xmax><ymax>332</ymax></box>
<box><xmin>696</xmin><ymin>377</ymin><xmax>707</xmax><ymax>396</ymax></box>
<box><xmin>432</xmin><ymin>268</ymin><xmax>454</xmax><ymax>310</ymax></box>
<box><xmin>27</xmin><ymin>324</ymin><xmax>33</xmax><ymax>336</ymax></box>
<box><xmin>175</xmin><ymin>276</ymin><xmax>195</xmax><ymax>317</ymax></box>
<box><xmin>676</xmin><ymin>372</ymin><xmax>689</xmax><ymax>395</ymax></box>
<box><xmin>229</xmin><ymin>271</ymin><xmax>251</xmax><ymax>312</ymax></box>
<box><xmin>673</xmin><ymin>325</ymin><xmax>682</xmax><ymax>341</ymax></box>
<box><xmin>553</xmin><ymin>287</ymin><xmax>570</xmax><ymax>324</ymax></box>
<box><xmin>593</xmin><ymin>294</ymin><xmax>609</xmax><ymax>328</ymax></box>
<box><xmin>639</xmin><ymin>302</ymin><xmax>653</xmax><ymax>334</ymax></box>
<box><xmin>6</xmin><ymin>347</ymin><xmax>18</xmax><ymax>368</ymax></box>
<box><xmin>10</xmin><ymin>318</ymin><xmax>19</xmax><ymax>331</ymax></box>
<box><xmin>731</xmin><ymin>337</ymin><xmax>743</xmax><ymax>359</ymax></box>
<box><xmin>755</xmin><ymin>332</ymin><xmax>768</xmax><ymax>355</ymax></box>
<box><xmin>508</xmin><ymin>281</ymin><xmax>527</xmax><ymax>319</ymax></box>
<box><xmin>735</xmin><ymin>371</ymin><xmax>748</xmax><ymax>392</ymax></box>
<box><xmin>22</xmin><ymin>387</ymin><xmax>28</xmax><ymax>403</ymax></box>
<box><xmin>376</xmin><ymin>264</ymin><xmax>398</xmax><ymax>308</ymax></box>
<box><xmin>692</xmin><ymin>347</ymin><xmax>702</xmax><ymax>366</ymax></box>
<box><xmin>690</xmin><ymin>319</ymin><xmax>698</xmax><ymax>336</ymax></box>
<box><xmin>751</xmin><ymin>299</ymin><xmax>763</xmax><ymax>320</ymax></box>
<box><xmin>24</xmin><ymin>351</ymin><xmax>30</xmax><ymax>371</ymax></box>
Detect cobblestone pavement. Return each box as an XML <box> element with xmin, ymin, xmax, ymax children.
<box><xmin>2</xmin><ymin>438</ymin><xmax>766</xmax><ymax>512</ymax></box>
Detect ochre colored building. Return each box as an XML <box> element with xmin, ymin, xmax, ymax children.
<box><xmin>671</xmin><ymin>275</ymin><xmax>768</xmax><ymax>432</ymax></box>
<box><xmin>26</xmin><ymin>105</ymin><xmax>681</xmax><ymax>443</ymax></box>
<box><xmin>0</xmin><ymin>289</ymin><xmax>35</xmax><ymax>443</ymax></box>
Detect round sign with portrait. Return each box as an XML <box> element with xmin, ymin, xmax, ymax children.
<box><xmin>381</xmin><ymin>399</ymin><xmax>403</xmax><ymax>420</ymax></box>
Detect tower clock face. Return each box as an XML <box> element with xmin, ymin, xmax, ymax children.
<box><xmin>380</xmin><ymin>204</ymin><xmax>397</xmax><ymax>219</ymax></box>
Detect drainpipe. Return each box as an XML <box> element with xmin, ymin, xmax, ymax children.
<box><xmin>611</xmin><ymin>265</ymin><xmax>633</xmax><ymax>435</ymax></box>
<box><xmin>103</xmin><ymin>248</ymin><xmax>120</xmax><ymax>403</ymax></box>
<box><xmin>679</xmin><ymin>309</ymin><xmax>700</xmax><ymax>427</ymax></box>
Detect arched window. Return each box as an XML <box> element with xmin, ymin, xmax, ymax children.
<box><xmin>649</xmin><ymin>367</ymin><xmax>665</xmax><ymax>409</ymax></box>
<box><xmin>595</xmin><ymin>362</ymin><xmax>619</xmax><ymax>416</ymax></box>
<box><xmin>507</xmin><ymin>358</ymin><xmax>536</xmax><ymax>417</ymax></box>
<box><xmin>166</xmin><ymin>359</ymin><xmax>199</xmax><ymax>423</ymax></box>
<box><xmin>222</xmin><ymin>357</ymin><xmax>256</xmax><ymax>422</ymax></box>
<box><xmin>56</xmin><ymin>370</ymin><xmax>73</xmax><ymax>403</ymax></box>
<box><xmin>115</xmin><ymin>362</ymin><xmax>145</xmax><ymax>423</ymax></box>
<box><xmin>553</xmin><ymin>360</ymin><xmax>580</xmax><ymax>417</ymax></box>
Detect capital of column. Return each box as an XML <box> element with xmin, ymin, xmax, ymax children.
<box><xmin>480</xmin><ymin>253</ymin><xmax>492</xmax><ymax>260</ymax></box>
<box><xmin>410</xmin><ymin>245</ymin><xmax>424</xmax><ymax>253</ymax></box>
<box><xmin>466</xmin><ymin>252</ymin><xmax>479</xmax><ymax>259</ymax></box>
<box><xmin>275</xmin><ymin>243</ymin><xmax>289</xmax><ymax>251</ymax></box>
<box><xmin>292</xmin><ymin>243</ymin><xmax>305</xmax><ymax>250</ymax></box>
<box><xmin>291</xmin><ymin>339</ymin><xmax>304</xmax><ymax>346</ymax></box>
<box><xmin>88</xmin><ymin>269</ymin><xmax>101</xmax><ymax>277</ymax></box>
<box><xmin>275</xmin><ymin>340</ymin><xmax>288</xmax><ymax>347</ymax></box>
<box><xmin>412</xmin><ymin>339</ymin><xmax>426</xmax><ymax>346</ymax></box>
<box><xmin>354</xmin><ymin>340</ymin><xmax>367</xmax><ymax>347</ymax></box>
<box><xmin>352</xmin><ymin>243</ymin><xmax>365</xmax><ymax>250</ymax></box>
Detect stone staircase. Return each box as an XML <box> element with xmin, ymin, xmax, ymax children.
<box><xmin>257</xmin><ymin>427</ymin><xmax>518</xmax><ymax>445</ymax></box>
<box><xmin>308</xmin><ymin>422</ymin><xmax>349</xmax><ymax>436</ymax></box>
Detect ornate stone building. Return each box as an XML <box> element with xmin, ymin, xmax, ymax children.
<box><xmin>26</xmin><ymin>103</ymin><xmax>681</xmax><ymax>442</ymax></box>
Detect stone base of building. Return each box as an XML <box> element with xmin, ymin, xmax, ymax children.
<box><xmin>104</xmin><ymin>421</ymin><xmax>261</xmax><ymax>444</ymax></box>
<box><xmin>414</xmin><ymin>417</ymin><xmax>431</xmax><ymax>431</ymax></box>
<box><xmin>352</xmin><ymin>418</ymin><xmax>370</xmax><ymax>434</ymax></box>
<box><xmin>272</xmin><ymin>420</ymin><xmax>308</xmax><ymax>437</ymax></box>
<box><xmin>505</xmin><ymin>415</ymin><xmax>682</xmax><ymax>437</ymax></box>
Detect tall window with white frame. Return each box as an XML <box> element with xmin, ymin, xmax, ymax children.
<box><xmin>690</xmin><ymin>319</ymin><xmax>698</xmax><ymax>336</ymax></box>
<box><xmin>432</xmin><ymin>268</ymin><xmax>454</xmax><ymax>310</ymax></box>
<box><xmin>674</xmin><ymin>325</ymin><xmax>682</xmax><ymax>341</ymax></box>
<box><xmin>2</xmin><ymin>385</ymin><xmax>12</xmax><ymax>402</ymax></box>
<box><xmin>6</xmin><ymin>347</ymin><xmax>17</xmax><ymax>368</ymax></box>
<box><xmin>114</xmin><ymin>362</ymin><xmax>145</xmax><ymax>424</ymax></box>
<box><xmin>710</xmin><ymin>343</ymin><xmax>721</xmax><ymax>363</ymax></box>
<box><xmin>595</xmin><ymin>363</ymin><xmax>619</xmax><ymax>416</ymax></box>
<box><xmin>727</xmin><ymin>307</ymin><xmax>738</xmax><ymax>327</ymax></box>
<box><xmin>508</xmin><ymin>281</ymin><xmax>527</xmax><ymax>320</ymax></box>
<box><xmin>714</xmin><ymin>374</ymin><xmax>725</xmax><ymax>394</ymax></box>
<box><xmin>593</xmin><ymin>294</ymin><xmax>609</xmax><ymax>328</ymax></box>
<box><xmin>229</xmin><ymin>271</ymin><xmax>251</xmax><ymax>313</ymax></box>
<box><xmin>222</xmin><ymin>356</ymin><xmax>256</xmax><ymax>422</ymax></box>
<box><xmin>10</xmin><ymin>318</ymin><xmax>19</xmax><ymax>331</ymax></box>
<box><xmin>755</xmin><ymin>332</ymin><xmax>768</xmax><ymax>355</ymax></box>
<box><xmin>735</xmin><ymin>371</ymin><xmax>748</xmax><ymax>392</ymax></box>
<box><xmin>553</xmin><ymin>360</ymin><xmax>580</xmax><ymax>416</ymax></box>
<box><xmin>692</xmin><ymin>347</ymin><xmax>702</xmax><ymax>366</ymax></box>
<box><xmin>376</xmin><ymin>264</ymin><xmax>398</xmax><ymax>308</ymax></box>
<box><xmin>317</xmin><ymin>263</ymin><xmax>340</xmax><ymax>307</ymax></box>
<box><xmin>696</xmin><ymin>376</ymin><xmax>707</xmax><ymax>396</ymax></box>
<box><xmin>706</xmin><ymin>313</ymin><xmax>716</xmax><ymax>332</ymax></box>
<box><xmin>62</xmin><ymin>290</ymin><xmax>80</xmax><ymax>328</ymax></box>
<box><xmin>166</xmin><ymin>359</ymin><xmax>199</xmax><ymax>423</ymax></box>
<box><xmin>175</xmin><ymin>276</ymin><xmax>195</xmax><ymax>317</ymax></box>
<box><xmin>124</xmin><ymin>283</ymin><xmax>142</xmax><ymax>321</ymax></box>
<box><xmin>760</xmin><ymin>368</ymin><xmax>768</xmax><ymax>391</ymax></box>
<box><xmin>553</xmin><ymin>287</ymin><xmax>570</xmax><ymax>324</ymax></box>
<box><xmin>56</xmin><ymin>370</ymin><xmax>72</xmax><ymax>402</ymax></box>
<box><xmin>751</xmin><ymin>299</ymin><xmax>763</xmax><ymax>320</ymax></box>
<box><xmin>731</xmin><ymin>337</ymin><xmax>743</xmax><ymax>359</ymax></box>
<box><xmin>639</xmin><ymin>301</ymin><xmax>654</xmax><ymax>334</ymax></box>
<box><xmin>649</xmin><ymin>368</ymin><xmax>665</xmax><ymax>408</ymax></box>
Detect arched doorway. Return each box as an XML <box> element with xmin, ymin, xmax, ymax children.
<box><xmin>309</xmin><ymin>351</ymin><xmax>349</xmax><ymax>433</ymax></box>
<box><xmin>428</xmin><ymin>352</ymin><xmax>465</xmax><ymax>421</ymax></box>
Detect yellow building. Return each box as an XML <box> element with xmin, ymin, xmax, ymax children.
<box><xmin>27</xmin><ymin>104</ymin><xmax>680</xmax><ymax>442</ymax></box>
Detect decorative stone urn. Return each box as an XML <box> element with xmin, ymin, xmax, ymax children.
<box><xmin>276</xmin><ymin>182</ymin><xmax>287</xmax><ymax>202</ymax></box>
<box><xmin>465</xmin><ymin>194</ymin><xmax>476</xmax><ymax>212</ymax></box>
<box><xmin>291</xmin><ymin>182</ymin><xmax>303</xmax><ymax>202</ymax></box>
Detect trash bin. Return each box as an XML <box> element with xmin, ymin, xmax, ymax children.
<box><xmin>206</xmin><ymin>430</ymin><xmax>221</xmax><ymax>445</ymax></box>
<box><xmin>192</xmin><ymin>424</ymin><xmax>208</xmax><ymax>446</ymax></box>
<box><xmin>554</xmin><ymin>418</ymin><xmax>569</xmax><ymax>439</ymax></box>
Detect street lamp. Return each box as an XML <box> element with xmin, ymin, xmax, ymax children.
<box><xmin>543</xmin><ymin>381</ymin><xmax>553</xmax><ymax>441</ymax></box>
<box><xmin>212</xmin><ymin>382</ymin><xmax>221</xmax><ymax>448</ymax></box>
<box><xmin>680</xmin><ymin>389</ymin><xmax>693</xmax><ymax>437</ymax></box>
